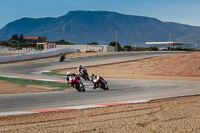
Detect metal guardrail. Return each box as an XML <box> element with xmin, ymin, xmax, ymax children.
<box><xmin>0</xmin><ymin>49</ymin><xmax>33</xmax><ymax>54</ymax></box>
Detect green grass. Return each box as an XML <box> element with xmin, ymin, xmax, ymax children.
<box><xmin>0</xmin><ymin>76</ymin><xmax>71</xmax><ymax>91</ymax></box>
<box><xmin>42</xmin><ymin>70</ymin><xmax>66</xmax><ymax>76</ymax></box>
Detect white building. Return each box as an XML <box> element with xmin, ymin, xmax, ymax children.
<box><xmin>146</xmin><ymin>42</ymin><xmax>192</xmax><ymax>47</ymax></box>
<box><xmin>146</xmin><ymin>42</ymin><xmax>193</xmax><ymax>50</ymax></box>
<box><xmin>56</xmin><ymin>45</ymin><xmax>114</xmax><ymax>52</ymax></box>
<box><xmin>36</xmin><ymin>42</ymin><xmax>56</xmax><ymax>50</ymax></box>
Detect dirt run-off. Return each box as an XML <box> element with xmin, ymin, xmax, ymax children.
<box><xmin>0</xmin><ymin>96</ymin><xmax>199</xmax><ymax>133</ymax></box>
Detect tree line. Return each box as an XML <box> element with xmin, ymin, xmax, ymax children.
<box><xmin>0</xmin><ymin>34</ymin><xmax>30</xmax><ymax>48</ymax></box>
<box><xmin>0</xmin><ymin>34</ymin><xmax>194</xmax><ymax>51</ymax></box>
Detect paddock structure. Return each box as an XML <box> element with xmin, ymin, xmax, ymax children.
<box><xmin>146</xmin><ymin>42</ymin><xmax>193</xmax><ymax>50</ymax></box>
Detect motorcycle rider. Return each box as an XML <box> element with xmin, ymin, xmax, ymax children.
<box><xmin>60</xmin><ymin>52</ymin><xmax>65</xmax><ymax>62</ymax></box>
<box><xmin>90</xmin><ymin>73</ymin><xmax>107</xmax><ymax>89</ymax></box>
<box><xmin>66</xmin><ymin>71</ymin><xmax>81</xmax><ymax>85</ymax></box>
<box><xmin>66</xmin><ymin>71</ymin><xmax>85</xmax><ymax>92</ymax></box>
<box><xmin>77</xmin><ymin>65</ymin><xmax>87</xmax><ymax>76</ymax></box>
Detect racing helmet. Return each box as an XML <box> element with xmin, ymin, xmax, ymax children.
<box><xmin>81</xmin><ymin>69</ymin><xmax>85</xmax><ymax>73</ymax></box>
<box><xmin>79</xmin><ymin>65</ymin><xmax>82</xmax><ymax>67</ymax></box>
<box><xmin>91</xmin><ymin>73</ymin><xmax>94</xmax><ymax>78</ymax></box>
<box><xmin>67</xmin><ymin>71</ymin><xmax>71</xmax><ymax>76</ymax></box>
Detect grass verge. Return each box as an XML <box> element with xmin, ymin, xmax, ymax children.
<box><xmin>0</xmin><ymin>76</ymin><xmax>71</xmax><ymax>91</ymax></box>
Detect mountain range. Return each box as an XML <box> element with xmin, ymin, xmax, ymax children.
<box><xmin>0</xmin><ymin>11</ymin><xmax>200</xmax><ymax>46</ymax></box>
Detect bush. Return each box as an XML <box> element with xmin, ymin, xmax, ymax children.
<box><xmin>149</xmin><ymin>46</ymin><xmax>158</xmax><ymax>51</ymax></box>
<box><xmin>109</xmin><ymin>42</ymin><xmax>124</xmax><ymax>51</ymax></box>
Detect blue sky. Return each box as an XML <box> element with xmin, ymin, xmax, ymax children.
<box><xmin>0</xmin><ymin>0</ymin><xmax>200</xmax><ymax>29</ymax></box>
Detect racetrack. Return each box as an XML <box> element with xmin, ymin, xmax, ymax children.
<box><xmin>0</xmin><ymin>51</ymin><xmax>200</xmax><ymax>115</ymax></box>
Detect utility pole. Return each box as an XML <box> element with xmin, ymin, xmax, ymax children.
<box><xmin>169</xmin><ymin>33</ymin><xmax>173</xmax><ymax>51</ymax></box>
<box><xmin>169</xmin><ymin>33</ymin><xmax>173</xmax><ymax>42</ymax></box>
<box><xmin>115</xmin><ymin>28</ymin><xmax>118</xmax><ymax>52</ymax></box>
<box><xmin>85</xmin><ymin>32</ymin><xmax>88</xmax><ymax>45</ymax></box>
<box><xmin>130</xmin><ymin>33</ymin><xmax>133</xmax><ymax>50</ymax></box>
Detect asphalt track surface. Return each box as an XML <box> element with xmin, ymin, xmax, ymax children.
<box><xmin>0</xmin><ymin>51</ymin><xmax>200</xmax><ymax>113</ymax></box>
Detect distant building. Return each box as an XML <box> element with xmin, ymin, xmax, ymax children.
<box><xmin>146</xmin><ymin>42</ymin><xmax>193</xmax><ymax>50</ymax></box>
<box><xmin>36</xmin><ymin>42</ymin><xmax>57</xmax><ymax>50</ymax></box>
<box><xmin>24</xmin><ymin>36</ymin><xmax>46</xmax><ymax>45</ymax></box>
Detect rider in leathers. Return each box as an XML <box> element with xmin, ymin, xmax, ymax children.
<box><xmin>77</xmin><ymin>65</ymin><xmax>87</xmax><ymax>76</ymax></box>
<box><xmin>60</xmin><ymin>53</ymin><xmax>65</xmax><ymax>61</ymax></box>
<box><xmin>90</xmin><ymin>73</ymin><xmax>107</xmax><ymax>89</ymax></box>
<box><xmin>66</xmin><ymin>71</ymin><xmax>81</xmax><ymax>86</ymax></box>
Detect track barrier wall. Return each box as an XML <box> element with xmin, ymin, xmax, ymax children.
<box><xmin>0</xmin><ymin>48</ymin><xmax>77</xmax><ymax>63</ymax></box>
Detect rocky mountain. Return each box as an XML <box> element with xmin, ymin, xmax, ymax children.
<box><xmin>0</xmin><ymin>11</ymin><xmax>200</xmax><ymax>46</ymax></box>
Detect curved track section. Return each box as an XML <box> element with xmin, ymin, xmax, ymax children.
<box><xmin>0</xmin><ymin>51</ymin><xmax>200</xmax><ymax>114</ymax></box>
<box><xmin>0</xmin><ymin>52</ymin><xmax>185</xmax><ymax>77</ymax></box>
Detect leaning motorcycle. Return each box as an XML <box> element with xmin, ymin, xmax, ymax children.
<box><xmin>80</xmin><ymin>69</ymin><xmax>90</xmax><ymax>81</ymax></box>
<box><xmin>68</xmin><ymin>76</ymin><xmax>85</xmax><ymax>92</ymax></box>
<box><xmin>60</xmin><ymin>54</ymin><xmax>65</xmax><ymax>62</ymax></box>
<box><xmin>93</xmin><ymin>76</ymin><xmax>109</xmax><ymax>90</ymax></box>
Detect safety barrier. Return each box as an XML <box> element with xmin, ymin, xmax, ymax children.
<box><xmin>0</xmin><ymin>48</ymin><xmax>77</xmax><ymax>63</ymax></box>
<box><xmin>0</xmin><ymin>49</ymin><xmax>32</xmax><ymax>54</ymax></box>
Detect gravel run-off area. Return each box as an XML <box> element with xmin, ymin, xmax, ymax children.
<box><xmin>0</xmin><ymin>96</ymin><xmax>199</xmax><ymax>133</ymax></box>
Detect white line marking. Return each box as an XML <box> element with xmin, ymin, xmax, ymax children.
<box><xmin>0</xmin><ymin>111</ymin><xmax>37</xmax><ymax>117</ymax></box>
<box><xmin>120</xmin><ymin>100</ymin><xmax>150</xmax><ymax>103</ymax></box>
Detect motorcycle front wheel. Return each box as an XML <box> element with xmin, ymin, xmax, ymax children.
<box><xmin>74</xmin><ymin>83</ymin><xmax>81</xmax><ymax>92</ymax></box>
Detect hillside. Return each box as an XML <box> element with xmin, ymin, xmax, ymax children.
<box><xmin>1</xmin><ymin>11</ymin><xmax>200</xmax><ymax>45</ymax></box>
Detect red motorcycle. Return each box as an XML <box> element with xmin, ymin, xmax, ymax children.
<box><xmin>68</xmin><ymin>75</ymin><xmax>85</xmax><ymax>92</ymax></box>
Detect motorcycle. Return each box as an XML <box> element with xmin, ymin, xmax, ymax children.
<box><xmin>60</xmin><ymin>54</ymin><xmax>65</xmax><ymax>62</ymax></box>
<box><xmin>79</xmin><ymin>69</ymin><xmax>90</xmax><ymax>81</ymax></box>
<box><xmin>93</xmin><ymin>76</ymin><xmax>109</xmax><ymax>90</ymax></box>
<box><xmin>68</xmin><ymin>75</ymin><xmax>85</xmax><ymax>92</ymax></box>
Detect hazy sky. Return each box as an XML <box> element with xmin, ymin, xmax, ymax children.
<box><xmin>0</xmin><ymin>0</ymin><xmax>200</xmax><ymax>29</ymax></box>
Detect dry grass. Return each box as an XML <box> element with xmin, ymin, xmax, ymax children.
<box><xmin>0</xmin><ymin>53</ymin><xmax>20</xmax><ymax>56</ymax></box>
<box><xmin>0</xmin><ymin>80</ymin><xmax>51</xmax><ymax>94</ymax></box>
